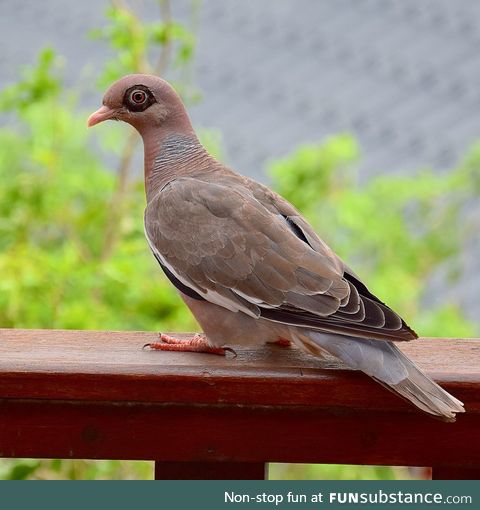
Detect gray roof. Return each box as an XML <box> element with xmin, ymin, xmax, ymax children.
<box><xmin>2</xmin><ymin>0</ymin><xmax>480</xmax><ymax>178</ymax></box>
<box><xmin>189</xmin><ymin>0</ymin><xmax>480</xmax><ymax>179</ymax></box>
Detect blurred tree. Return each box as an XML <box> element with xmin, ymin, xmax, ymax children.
<box><xmin>0</xmin><ymin>0</ymin><xmax>199</xmax><ymax>480</ymax></box>
<box><xmin>269</xmin><ymin>136</ymin><xmax>479</xmax><ymax>337</ymax></box>
<box><xmin>0</xmin><ymin>0</ymin><xmax>478</xmax><ymax>481</ymax></box>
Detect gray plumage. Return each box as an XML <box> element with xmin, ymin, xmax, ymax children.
<box><xmin>305</xmin><ymin>332</ymin><xmax>464</xmax><ymax>421</ymax></box>
<box><xmin>88</xmin><ymin>74</ymin><xmax>465</xmax><ymax>422</ymax></box>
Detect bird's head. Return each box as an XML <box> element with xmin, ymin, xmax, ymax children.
<box><xmin>87</xmin><ymin>74</ymin><xmax>189</xmax><ymax>135</ymax></box>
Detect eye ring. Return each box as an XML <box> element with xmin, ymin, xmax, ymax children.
<box><xmin>129</xmin><ymin>89</ymin><xmax>147</xmax><ymax>105</ymax></box>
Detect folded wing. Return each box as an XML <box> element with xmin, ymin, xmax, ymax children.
<box><xmin>145</xmin><ymin>177</ymin><xmax>417</xmax><ymax>342</ymax></box>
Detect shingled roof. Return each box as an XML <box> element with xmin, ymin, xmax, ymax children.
<box><xmin>187</xmin><ymin>0</ymin><xmax>480</xmax><ymax>179</ymax></box>
<box><xmin>2</xmin><ymin>0</ymin><xmax>480</xmax><ymax>177</ymax></box>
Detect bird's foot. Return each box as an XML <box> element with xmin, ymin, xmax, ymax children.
<box><xmin>144</xmin><ymin>333</ymin><xmax>236</xmax><ymax>357</ymax></box>
<box><xmin>271</xmin><ymin>338</ymin><xmax>292</xmax><ymax>348</ymax></box>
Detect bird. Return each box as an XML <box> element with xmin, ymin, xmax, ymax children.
<box><xmin>88</xmin><ymin>74</ymin><xmax>464</xmax><ymax>421</ymax></box>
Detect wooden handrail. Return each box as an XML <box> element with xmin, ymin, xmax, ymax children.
<box><xmin>0</xmin><ymin>329</ymin><xmax>479</xmax><ymax>479</ymax></box>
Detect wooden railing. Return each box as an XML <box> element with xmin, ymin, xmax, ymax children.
<box><xmin>0</xmin><ymin>329</ymin><xmax>479</xmax><ymax>480</ymax></box>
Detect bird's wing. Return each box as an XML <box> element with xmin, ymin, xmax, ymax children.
<box><xmin>145</xmin><ymin>177</ymin><xmax>417</xmax><ymax>341</ymax></box>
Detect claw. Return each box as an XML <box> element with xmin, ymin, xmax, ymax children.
<box><xmin>142</xmin><ymin>333</ymin><xmax>235</xmax><ymax>357</ymax></box>
<box><xmin>224</xmin><ymin>346</ymin><xmax>238</xmax><ymax>358</ymax></box>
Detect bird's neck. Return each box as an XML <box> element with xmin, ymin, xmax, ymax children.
<box><xmin>142</xmin><ymin>128</ymin><xmax>214</xmax><ymax>202</ymax></box>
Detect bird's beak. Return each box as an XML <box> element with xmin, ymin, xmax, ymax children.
<box><xmin>87</xmin><ymin>105</ymin><xmax>117</xmax><ymax>128</ymax></box>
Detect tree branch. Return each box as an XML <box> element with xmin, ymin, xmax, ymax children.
<box><xmin>99</xmin><ymin>0</ymin><xmax>172</xmax><ymax>261</ymax></box>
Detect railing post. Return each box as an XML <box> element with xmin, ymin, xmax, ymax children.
<box><xmin>431</xmin><ymin>466</ymin><xmax>480</xmax><ymax>480</ymax></box>
<box><xmin>154</xmin><ymin>461</ymin><xmax>268</xmax><ymax>480</ymax></box>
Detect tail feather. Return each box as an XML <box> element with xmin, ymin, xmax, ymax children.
<box><xmin>304</xmin><ymin>331</ymin><xmax>464</xmax><ymax>422</ymax></box>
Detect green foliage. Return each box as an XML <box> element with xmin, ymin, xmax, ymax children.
<box><xmin>269</xmin><ymin>463</ymin><xmax>414</xmax><ymax>481</ymax></box>
<box><xmin>0</xmin><ymin>459</ymin><xmax>41</xmax><ymax>480</ymax></box>
<box><xmin>0</xmin><ymin>48</ymin><xmax>62</xmax><ymax>112</ymax></box>
<box><xmin>1</xmin><ymin>0</ymin><xmax>478</xmax><ymax>482</ymax></box>
<box><xmin>0</xmin><ymin>17</ymin><xmax>198</xmax><ymax>335</ymax></box>
<box><xmin>269</xmin><ymin>137</ymin><xmax>479</xmax><ymax>337</ymax></box>
<box><xmin>0</xmin><ymin>459</ymin><xmax>152</xmax><ymax>480</ymax></box>
<box><xmin>0</xmin><ymin>3</ymin><xmax>199</xmax><ymax>480</ymax></box>
<box><xmin>90</xmin><ymin>1</ymin><xmax>199</xmax><ymax>101</ymax></box>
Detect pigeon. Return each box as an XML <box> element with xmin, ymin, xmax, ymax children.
<box><xmin>88</xmin><ymin>74</ymin><xmax>464</xmax><ymax>421</ymax></box>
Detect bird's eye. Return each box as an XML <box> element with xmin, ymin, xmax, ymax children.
<box><xmin>123</xmin><ymin>85</ymin><xmax>155</xmax><ymax>112</ymax></box>
<box><xmin>130</xmin><ymin>89</ymin><xmax>147</xmax><ymax>104</ymax></box>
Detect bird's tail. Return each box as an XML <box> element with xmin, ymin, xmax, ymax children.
<box><xmin>303</xmin><ymin>331</ymin><xmax>464</xmax><ymax>422</ymax></box>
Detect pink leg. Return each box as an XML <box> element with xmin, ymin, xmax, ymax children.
<box><xmin>144</xmin><ymin>333</ymin><xmax>236</xmax><ymax>357</ymax></box>
<box><xmin>270</xmin><ymin>338</ymin><xmax>292</xmax><ymax>348</ymax></box>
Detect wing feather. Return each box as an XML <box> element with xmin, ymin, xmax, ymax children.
<box><xmin>145</xmin><ymin>176</ymin><xmax>417</xmax><ymax>342</ymax></box>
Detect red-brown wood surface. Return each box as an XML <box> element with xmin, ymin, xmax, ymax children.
<box><xmin>1</xmin><ymin>399</ymin><xmax>479</xmax><ymax>468</ymax></box>
<box><xmin>432</xmin><ymin>467</ymin><xmax>480</xmax><ymax>480</ymax></box>
<box><xmin>154</xmin><ymin>461</ymin><xmax>267</xmax><ymax>480</ymax></box>
<box><xmin>1</xmin><ymin>329</ymin><xmax>479</xmax><ymax>410</ymax></box>
<box><xmin>0</xmin><ymin>329</ymin><xmax>479</xmax><ymax>471</ymax></box>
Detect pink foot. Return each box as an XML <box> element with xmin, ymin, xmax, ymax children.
<box><xmin>143</xmin><ymin>333</ymin><xmax>236</xmax><ymax>357</ymax></box>
<box><xmin>271</xmin><ymin>338</ymin><xmax>292</xmax><ymax>348</ymax></box>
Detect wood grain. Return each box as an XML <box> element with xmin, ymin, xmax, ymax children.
<box><xmin>0</xmin><ymin>329</ymin><xmax>478</xmax><ymax>411</ymax></box>
<box><xmin>0</xmin><ymin>329</ymin><xmax>479</xmax><ymax>476</ymax></box>
<box><xmin>0</xmin><ymin>400</ymin><xmax>479</xmax><ymax>468</ymax></box>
